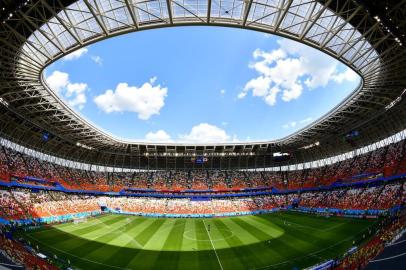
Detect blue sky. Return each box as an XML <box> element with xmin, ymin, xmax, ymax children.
<box><xmin>44</xmin><ymin>26</ymin><xmax>360</xmax><ymax>143</ymax></box>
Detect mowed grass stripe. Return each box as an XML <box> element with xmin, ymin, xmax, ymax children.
<box><xmin>231</xmin><ymin>217</ymin><xmax>273</xmax><ymax>241</ymax></box>
<box><xmin>60</xmin><ymin>217</ymin><xmax>155</xmax><ymax>270</ymax></box>
<box><xmin>210</xmin><ymin>218</ymin><xmax>252</xmax><ymax>270</ymax></box>
<box><xmin>61</xmin><ymin>215</ymin><xmax>125</xmax><ymax>235</ymax></box>
<box><xmin>180</xmin><ymin>219</ymin><xmax>199</xmax><ymax>251</ymax></box>
<box><xmin>28</xmin><ymin>214</ymin><xmax>120</xmax><ymax>238</ymax></box>
<box><xmin>90</xmin><ymin>218</ymin><xmax>150</xmax><ymax>269</ymax></box>
<box><xmin>220</xmin><ymin>217</ymin><xmax>281</xmax><ymax>266</ymax></box>
<box><xmin>71</xmin><ymin>216</ymin><xmax>139</xmax><ymax>241</ymax></box>
<box><xmin>58</xmin><ymin>215</ymin><xmax>127</xmax><ymax>239</ymax></box>
<box><xmin>256</xmin><ymin>214</ymin><xmax>354</xmax><ymax>268</ymax></box>
<box><xmin>241</xmin><ymin>214</ymin><xmax>323</xmax><ymax>261</ymax></box>
<box><xmin>153</xmin><ymin>219</ymin><xmax>187</xmax><ymax>270</ymax></box>
<box><xmin>125</xmin><ymin>219</ymin><xmax>171</xmax><ymax>270</ymax></box>
<box><xmin>217</xmin><ymin>217</ymin><xmax>264</xmax><ymax>246</ymax></box>
<box><xmin>64</xmin><ymin>217</ymin><xmax>142</xmax><ymax>256</ymax></box>
<box><xmin>24</xmin><ymin>216</ymin><xmax>138</xmax><ymax>270</ymax></box>
<box><xmin>25</xmin><ymin>216</ymin><xmax>130</xmax><ymax>256</ymax></box>
<box><xmin>20</xmin><ymin>213</ymin><xmax>377</xmax><ymax>270</ymax></box>
<box><xmin>178</xmin><ymin>219</ymin><xmax>200</xmax><ymax>270</ymax></box>
<box><xmin>230</xmin><ymin>217</ymin><xmax>311</xmax><ymax>266</ymax></box>
<box><xmin>103</xmin><ymin>217</ymin><xmax>160</xmax><ymax>270</ymax></box>
<box><xmin>161</xmin><ymin>219</ymin><xmax>186</xmax><ymax>251</ymax></box>
<box><xmin>50</xmin><ymin>214</ymin><xmax>113</xmax><ymax>230</ymax></box>
<box><xmin>194</xmin><ymin>219</ymin><xmax>222</xmax><ymax>270</ymax></box>
<box><xmin>271</xmin><ymin>212</ymin><xmax>351</xmax><ymax>232</ymax></box>
<box><xmin>24</xmin><ymin>234</ymin><xmax>126</xmax><ymax>270</ymax></box>
<box><xmin>143</xmin><ymin>219</ymin><xmax>177</xmax><ymax>250</ymax></box>
<box><xmin>106</xmin><ymin>218</ymin><xmax>147</xmax><ymax>248</ymax></box>
<box><xmin>258</xmin><ymin>214</ymin><xmax>361</xmax><ymax>252</ymax></box>
<box><xmin>253</xmin><ymin>214</ymin><xmax>369</xmax><ymax>268</ymax></box>
<box><xmin>240</xmin><ymin>215</ymin><xmax>285</xmax><ymax>240</ymax></box>
<box><xmin>135</xmin><ymin>218</ymin><xmax>167</xmax><ymax>246</ymax></box>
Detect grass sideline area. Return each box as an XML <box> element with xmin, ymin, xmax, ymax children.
<box><xmin>18</xmin><ymin>212</ymin><xmax>376</xmax><ymax>270</ymax></box>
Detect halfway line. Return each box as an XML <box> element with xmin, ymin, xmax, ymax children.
<box><xmin>203</xmin><ymin>220</ymin><xmax>224</xmax><ymax>270</ymax></box>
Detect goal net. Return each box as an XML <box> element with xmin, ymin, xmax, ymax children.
<box><xmin>73</xmin><ymin>216</ymin><xmax>87</xmax><ymax>224</ymax></box>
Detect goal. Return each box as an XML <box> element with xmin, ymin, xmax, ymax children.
<box><xmin>73</xmin><ymin>216</ymin><xmax>87</xmax><ymax>224</ymax></box>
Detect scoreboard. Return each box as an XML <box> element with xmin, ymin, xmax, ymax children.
<box><xmin>191</xmin><ymin>156</ymin><xmax>208</xmax><ymax>164</ymax></box>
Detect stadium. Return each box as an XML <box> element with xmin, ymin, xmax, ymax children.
<box><xmin>0</xmin><ymin>0</ymin><xmax>406</xmax><ymax>269</ymax></box>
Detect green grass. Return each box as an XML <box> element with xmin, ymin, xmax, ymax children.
<box><xmin>19</xmin><ymin>212</ymin><xmax>376</xmax><ymax>270</ymax></box>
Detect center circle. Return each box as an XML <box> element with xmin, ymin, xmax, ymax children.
<box><xmin>183</xmin><ymin>229</ymin><xmax>234</xmax><ymax>242</ymax></box>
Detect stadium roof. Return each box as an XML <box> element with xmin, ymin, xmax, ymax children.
<box><xmin>0</xmin><ymin>0</ymin><xmax>406</xmax><ymax>169</ymax></box>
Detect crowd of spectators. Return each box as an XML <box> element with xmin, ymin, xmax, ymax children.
<box><xmin>246</xmin><ymin>171</ymin><xmax>267</xmax><ymax>187</ymax></box>
<box><xmin>335</xmin><ymin>211</ymin><xmax>405</xmax><ymax>270</ymax></box>
<box><xmin>101</xmin><ymin>195</ymin><xmax>285</xmax><ymax>215</ymax></box>
<box><xmin>0</xmin><ymin>138</ymin><xmax>405</xmax><ymax>270</ymax></box>
<box><xmin>190</xmin><ymin>170</ymin><xmax>209</xmax><ymax>189</ymax></box>
<box><xmin>208</xmin><ymin>170</ymin><xmax>228</xmax><ymax>189</ymax></box>
<box><xmin>293</xmin><ymin>181</ymin><xmax>405</xmax><ymax>210</ymax></box>
<box><xmin>0</xmin><ymin>190</ymin><xmax>404</xmax><ymax>270</ymax></box>
<box><xmin>0</xmin><ymin>189</ymin><xmax>29</xmax><ymax>220</ymax></box>
<box><xmin>0</xmin><ymin>179</ymin><xmax>404</xmax><ymax>221</ymax></box>
<box><xmin>227</xmin><ymin>171</ymin><xmax>248</xmax><ymax>188</ymax></box>
<box><xmin>0</xmin><ymin>189</ymin><xmax>100</xmax><ymax>220</ymax></box>
<box><xmin>0</xmin><ymin>139</ymin><xmax>405</xmax><ymax>192</ymax></box>
<box><xmin>0</xmin><ymin>187</ymin><xmax>291</xmax><ymax>219</ymax></box>
<box><xmin>0</xmin><ymin>233</ymin><xmax>58</xmax><ymax>270</ymax></box>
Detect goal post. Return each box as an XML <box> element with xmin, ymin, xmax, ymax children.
<box><xmin>73</xmin><ymin>216</ymin><xmax>87</xmax><ymax>224</ymax></box>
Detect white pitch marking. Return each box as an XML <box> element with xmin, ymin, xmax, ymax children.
<box><xmin>24</xmin><ymin>234</ymin><xmax>131</xmax><ymax>270</ymax></box>
<box><xmin>203</xmin><ymin>220</ymin><xmax>224</xmax><ymax>270</ymax></box>
<box><xmin>387</xmin><ymin>238</ymin><xmax>406</xmax><ymax>247</ymax></box>
<box><xmin>369</xmin><ymin>251</ymin><xmax>406</xmax><ymax>262</ymax></box>
<box><xmin>0</xmin><ymin>262</ymin><xmax>24</xmax><ymax>268</ymax></box>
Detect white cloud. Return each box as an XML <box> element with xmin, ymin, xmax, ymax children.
<box><xmin>244</xmin><ymin>76</ymin><xmax>272</xmax><ymax>97</ymax></box>
<box><xmin>142</xmin><ymin>124</ymin><xmax>238</xmax><ymax>143</ymax></box>
<box><xmin>66</xmin><ymin>83</ymin><xmax>87</xmax><ymax>108</ymax></box>
<box><xmin>94</xmin><ymin>77</ymin><xmax>167</xmax><ymax>120</ymax></box>
<box><xmin>45</xmin><ymin>71</ymin><xmax>88</xmax><ymax>109</ymax></box>
<box><xmin>238</xmin><ymin>38</ymin><xmax>359</xmax><ymax>106</ymax></box>
<box><xmin>145</xmin><ymin>130</ymin><xmax>173</xmax><ymax>142</ymax></box>
<box><xmin>149</xmin><ymin>77</ymin><xmax>157</xmax><ymax>84</ymax></box>
<box><xmin>332</xmin><ymin>68</ymin><xmax>358</xmax><ymax>83</ymax></box>
<box><xmin>63</xmin><ymin>48</ymin><xmax>88</xmax><ymax>61</ymax></box>
<box><xmin>264</xmin><ymin>86</ymin><xmax>281</xmax><ymax>106</ymax></box>
<box><xmin>179</xmin><ymin>123</ymin><xmax>232</xmax><ymax>143</ymax></box>
<box><xmin>283</xmin><ymin>117</ymin><xmax>313</xmax><ymax>129</ymax></box>
<box><xmin>300</xmin><ymin>117</ymin><xmax>313</xmax><ymax>124</ymax></box>
<box><xmin>91</xmin><ymin>55</ymin><xmax>103</xmax><ymax>66</ymax></box>
<box><xmin>46</xmin><ymin>70</ymin><xmax>69</xmax><ymax>93</ymax></box>
<box><xmin>283</xmin><ymin>121</ymin><xmax>297</xmax><ymax>129</ymax></box>
<box><xmin>237</xmin><ymin>92</ymin><xmax>247</xmax><ymax>99</ymax></box>
<box><xmin>281</xmin><ymin>82</ymin><xmax>302</xmax><ymax>102</ymax></box>
<box><xmin>220</xmin><ymin>89</ymin><xmax>226</xmax><ymax>95</ymax></box>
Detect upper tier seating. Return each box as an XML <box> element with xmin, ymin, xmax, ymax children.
<box><xmin>0</xmin><ymin>138</ymin><xmax>405</xmax><ymax>192</ymax></box>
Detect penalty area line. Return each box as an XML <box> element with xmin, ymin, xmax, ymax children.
<box><xmin>203</xmin><ymin>220</ymin><xmax>224</xmax><ymax>270</ymax></box>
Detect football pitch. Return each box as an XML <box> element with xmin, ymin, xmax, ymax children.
<box><xmin>20</xmin><ymin>212</ymin><xmax>376</xmax><ymax>270</ymax></box>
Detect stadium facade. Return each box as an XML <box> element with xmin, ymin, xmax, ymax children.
<box><xmin>0</xmin><ymin>0</ymin><xmax>405</xmax><ymax>169</ymax></box>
